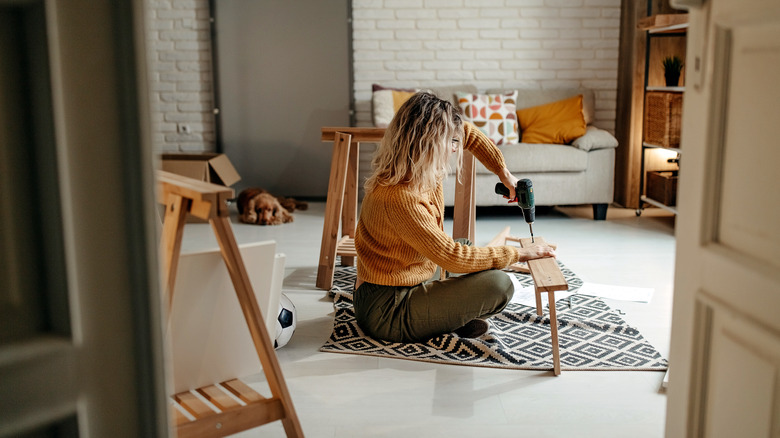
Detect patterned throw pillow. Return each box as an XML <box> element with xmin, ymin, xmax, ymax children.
<box><xmin>372</xmin><ymin>84</ymin><xmax>417</xmax><ymax>128</ymax></box>
<box><xmin>456</xmin><ymin>91</ymin><xmax>519</xmax><ymax>145</ymax></box>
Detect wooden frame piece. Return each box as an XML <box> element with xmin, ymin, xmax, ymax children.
<box><xmin>486</xmin><ymin>226</ymin><xmax>530</xmax><ymax>274</ymax></box>
<box><xmin>157</xmin><ymin>170</ymin><xmax>303</xmax><ymax>437</ymax></box>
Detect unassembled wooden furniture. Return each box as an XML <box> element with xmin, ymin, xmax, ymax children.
<box><xmin>316</xmin><ymin>131</ymin><xmax>567</xmax><ymax>374</ymax></box>
<box><xmin>157</xmin><ymin>170</ymin><xmax>303</xmax><ymax>437</ymax></box>
<box><xmin>488</xmin><ymin>227</ymin><xmax>569</xmax><ymax>376</ymax></box>
<box><xmin>317</xmin><ymin>127</ymin><xmax>478</xmax><ymax>290</ymax></box>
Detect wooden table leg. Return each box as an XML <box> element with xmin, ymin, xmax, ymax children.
<box><xmin>210</xmin><ymin>216</ymin><xmax>304</xmax><ymax>437</ymax></box>
<box><xmin>547</xmin><ymin>290</ymin><xmax>561</xmax><ymax>376</ymax></box>
<box><xmin>316</xmin><ymin>132</ymin><xmax>352</xmax><ymax>290</ymax></box>
<box><xmin>535</xmin><ymin>291</ymin><xmax>544</xmax><ymax>317</ymax></box>
<box><xmin>340</xmin><ymin>139</ymin><xmax>359</xmax><ymax>267</ymax></box>
<box><xmin>453</xmin><ymin>151</ymin><xmax>476</xmax><ymax>242</ymax></box>
<box><xmin>161</xmin><ymin>193</ymin><xmax>190</xmax><ymax>314</ymax></box>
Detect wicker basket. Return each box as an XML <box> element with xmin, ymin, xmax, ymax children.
<box><xmin>644</xmin><ymin>91</ymin><xmax>682</xmax><ymax>148</ymax></box>
<box><xmin>646</xmin><ymin>170</ymin><xmax>679</xmax><ymax>206</ymax></box>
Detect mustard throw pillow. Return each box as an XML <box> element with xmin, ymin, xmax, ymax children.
<box><xmin>516</xmin><ymin>95</ymin><xmax>587</xmax><ymax>144</ymax></box>
<box><xmin>372</xmin><ymin>84</ymin><xmax>418</xmax><ymax>128</ymax></box>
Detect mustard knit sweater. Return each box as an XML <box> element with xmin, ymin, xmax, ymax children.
<box><xmin>355</xmin><ymin>123</ymin><xmax>521</xmax><ymax>287</ymax></box>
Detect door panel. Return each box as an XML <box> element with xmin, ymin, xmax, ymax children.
<box><xmin>214</xmin><ymin>0</ymin><xmax>352</xmax><ymax>197</ymax></box>
<box><xmin>0</xmin><ymin>0</ymin><xmax>166</xmax><ymax>436</ymax></box>
<box><xmin>704</xmin><ymin>306</ymin><xmax>778</xmax><ymax>438</ymax></box>
<box><xmin>667</xmin><ymin>0</ymin><xmax>780</xmax><ymax>436</ymax></box>
<box><xmin>716</xmin><ymin>22</ymin><xmax>780</xmax><ymax>269</ymax></box>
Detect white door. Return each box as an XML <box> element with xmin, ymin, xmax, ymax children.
<box><xmin>0</xmin><ymin>1</ymin><xmax>167</xmax><ymax>436</ymax></box>
<box><xmin>667</xmin><ymin>0</ymin><xmax>780</xmax><ymax>436</ymax></box>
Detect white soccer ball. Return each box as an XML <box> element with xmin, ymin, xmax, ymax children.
<box><xmin>274</xmin><ymin>293</ymin><xmax>297</xmax><ymax>349</ymax></box>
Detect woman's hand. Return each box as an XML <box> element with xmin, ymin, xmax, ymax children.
<box><xmin>498</xmin><ymin>168</ymin><xmax>519</xmax><ymax>202</ymax></box>
<box><xmin>519</xmin><ymin>243</ymin><xmax>556</xmax><ymax>262</ymax></box>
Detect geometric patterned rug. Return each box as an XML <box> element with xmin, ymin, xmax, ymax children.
<box><xmin>320</xmin><ymin>265</ymin><xmax>668</xmax><ymax>371</ymax></box>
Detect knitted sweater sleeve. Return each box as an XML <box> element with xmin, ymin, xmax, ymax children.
<box><xmin>462</xmin><ymin>122</ymin><xmax>507</xmax><ymax>175</ymax></box>
<box><xmin>384</xmin><ymin>189</ymin><xmax>520</xmax><ymax>274</ymax></box>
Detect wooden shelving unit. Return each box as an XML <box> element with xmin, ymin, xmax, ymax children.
<box><xmin>636</xmin><ymin>12</ymin><xmax>687</xmax><ymax>216</ymax></box>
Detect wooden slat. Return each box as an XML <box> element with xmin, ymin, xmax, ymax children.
<box><xmin>321</xmin><ymin>126</ymin><xmax>385</xmax><ymax>142</ymax></box>
<box><xmin>173</xmin><ymin>404</ymin><xmax>191</xmax><ymax>426</ymax></box>
<box><xmin>176</xmin><ymin>398</ymin><xmax>285</xmax><ymax>438</ymax></box>
<box><xmin>336</xmin><ymin>236</ymin><xmax>357</xmax><ymax>257</ymax></box>
<box><xmin>174</xmin><ymin>391</ymin><xmax>215</xmax><ymax>419</ymax></box>
<box><xmin>221</xmin><ymin>379</ymin><xmax>263</xmax><ymax>404</ymax></box>
<box><xmin>518</xmin><ymin>237</ymin><xmax>568</xmax><ymax>292</ymax></box>
<box><xmin>197</xmin><ymin>385</ymin><xmax>241</xmax><ymax>411</ymax></box>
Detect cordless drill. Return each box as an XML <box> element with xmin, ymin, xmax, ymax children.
<box><xmin>495</xmin><ymin>178</ymin><xmax>535</xmax><ymax>242</ymax></box>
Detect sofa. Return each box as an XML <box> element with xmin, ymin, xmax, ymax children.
<box><xmin>372</xmin><ymin>85</ymin><xmax>619</xmax><ymax>220</ymax></box>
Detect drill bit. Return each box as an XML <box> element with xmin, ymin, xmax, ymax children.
<box><xmin>529</xmin><ymin>223</ymin><xmax>534</xmax><ymax>243</ymax></box>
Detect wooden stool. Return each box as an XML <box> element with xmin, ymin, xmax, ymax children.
<box><xmin>157</xmin><ymin>170</ymin><xmax>304</xmax><ymax>437</ymax></box>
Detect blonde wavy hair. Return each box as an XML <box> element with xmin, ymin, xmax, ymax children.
<box><xmin>364</xmin><ymin>91</ymin><xmax>463</xmax><ymax>194</ymax></box>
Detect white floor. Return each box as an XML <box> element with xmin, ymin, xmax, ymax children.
<box><xmin>178</xmin><ymin>202</ymin><xmax>677</xmax><ymax>438</ymax></box>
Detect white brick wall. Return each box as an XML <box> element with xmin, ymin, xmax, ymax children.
<box><xmin>352</xmin><ymin>0</ymin><xmax>620</xmax><ymax>132</ymax></box>
<box><xmin>351</xmin><ymin>0</ymin><xmax>621</xmax><ymax>184</ymax></box>
<box><xmin>143</xmin><ymin>0</ymin><xmax>621</xmax><ymax>165</ymax></box>
<box><xmin>145</xmin><ymin>0</ymin><xmax>215</xmax><ymax>153</ymax></box>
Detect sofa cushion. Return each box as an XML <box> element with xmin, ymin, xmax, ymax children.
<box><xmin>453</xmin><ymin>143</ymin><xmax>589</xmax><ymax>175</ymax></box>
<box><xmin>372</xmin><ymin>84</ymin><xmax>417</xmax><ymax>128</ymax></box>
<box><xmin>456</xmin><ymin>91</ymin><xmax>520</xmax><ymax>145</ymax></box>
<box><xmin>516</xmin><ymin>95</ymin><xmax>587</xmax><ymax>145</ymax></box>
<box><xmin>572</xmin><ymin>126</ymin><xmax>619</xmax><ymax>151</ymax></box>
<box><xmin>487</xmin><ymin>88</ymin><xmax>596</xmax><ymax>125</ymax></box>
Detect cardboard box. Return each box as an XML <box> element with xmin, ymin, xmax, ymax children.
<box><xmin>161</xmin><ymin>153</ymin><xmax>241</xmax><ymax>222</ymax></box>
<box><xmin>161</xmin><ymin>153</ymin><xmax>241</xmax><ymax>187</ymax></box>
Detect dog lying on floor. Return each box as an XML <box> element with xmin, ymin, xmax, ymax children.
<box><xmin>236</xmin><ymin>188</ymin><xmax>308</xmax><ymax>225</ymax></box>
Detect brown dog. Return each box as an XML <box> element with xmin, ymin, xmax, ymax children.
<box><xmin>236</xmin><ymin>188</ymin><xmax>308</xmax><ymax>225</ymax></box>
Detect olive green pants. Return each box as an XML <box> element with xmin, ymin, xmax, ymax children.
<box><xmin>353</xmin><ymin>243</ymin><xmax>514</xmax><ymax>343</ymax></box>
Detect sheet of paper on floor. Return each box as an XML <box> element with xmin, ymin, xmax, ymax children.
<box><xmin>576</xmin><ymin>282</ymin><xmax>654</xmax><ymax>303</ymax></box>
<box><xmin>506</xmin><ymin>272</ymin><xmax>576</xmax><ymax>308</ymax></box>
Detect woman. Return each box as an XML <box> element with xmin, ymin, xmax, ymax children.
<box><xmin>354</xmin><ymin>91</ymin><xmax>556</xmax><ymax>343</ymax></box>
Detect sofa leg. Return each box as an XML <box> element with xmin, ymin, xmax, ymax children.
<box><xmin>592</xmin><ymin>203</ymin><xmax>608</xmax><ymax>220</ymax></box>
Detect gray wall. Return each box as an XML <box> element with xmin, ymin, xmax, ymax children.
<box><xmin>214</xmin><ymin>0</ymin><xmax>352</xmax><ymax>198</ymax></box>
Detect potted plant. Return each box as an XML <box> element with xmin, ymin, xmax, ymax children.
<box><xmin>662</xmin><ymin>55</ymin><xmax>684</xmax><ymax>87</ymax></box>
